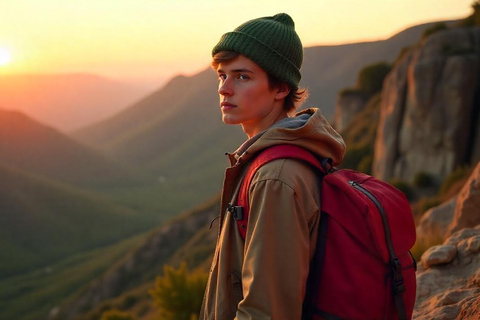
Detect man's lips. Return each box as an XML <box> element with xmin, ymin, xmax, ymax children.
<box><xmin>221</xmin><ymin>102</ymin><xmax>237</xmax><ymax>110</ymax></box>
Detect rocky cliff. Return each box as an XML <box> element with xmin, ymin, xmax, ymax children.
<box><xmin>414</xmin><ymin>161</ymin><xmax>480</xmax><ymax>319</ymax></box>
<box><xmin>373</xmin><ymin>27</ymin><xmax>480</xmax><ymax>183</ymax></box>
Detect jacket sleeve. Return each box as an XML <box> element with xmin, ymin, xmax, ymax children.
<box><xmin>235</xmin><ymin>162</ymin><xmax>320</xmax><ymax>320</ymax></box>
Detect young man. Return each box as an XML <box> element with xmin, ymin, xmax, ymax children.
<box><xmin>200</xmin><ymin>13</ymin><xmax>345</xmax><ymax>320</ymax></box>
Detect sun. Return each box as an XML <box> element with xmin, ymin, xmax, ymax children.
<box><xmin>0</xmin><ymin>47</ymin><xmax>12</xmax><ymax>66</ymax></box>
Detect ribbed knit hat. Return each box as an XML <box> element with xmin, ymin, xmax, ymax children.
<box><xmin>212</xmin><ymin>13</ymin><xmax>303</xmax><ymax>89</ymax></box>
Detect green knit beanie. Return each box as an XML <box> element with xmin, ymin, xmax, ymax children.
<box><xmin>212</xmin><ymin>13</ymin><xmax>303</xmax><ymax>90</ymax></box>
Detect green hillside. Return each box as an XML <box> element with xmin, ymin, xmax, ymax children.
<box><xmin>0</xmin><ymin>233</ymin><xmax>145</xmax><ymax>320</ymax></box>
<box><xmin>0</xmin><ymin>109</ymin><xmax>139</xmax><ymax>188</ymax></box>
<box><xmin>54</xmin><ymin>195</ymin><xmax>219</xmax><ymax>320</ymax></box>
<box><xmin>0</xmin><ymin>163</ymin><xmax>150</xmax><ymax>278</ymax></box>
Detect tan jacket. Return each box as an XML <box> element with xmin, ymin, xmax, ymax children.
<box><xmin>200</xmin><ymin>108</ymin><xmax>345</xmax><ymax>320</ymax></box>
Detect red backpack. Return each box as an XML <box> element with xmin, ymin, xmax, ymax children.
<box><xmin>231</xmin><ymin>145</ymin><xmax>416</xmax><ymax>320</ymax></box>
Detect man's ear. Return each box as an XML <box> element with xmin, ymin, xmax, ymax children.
<box><xmin>274</xmin><ymin>83</ymin><xmax>290</xmax><ymax>100</ymax></box>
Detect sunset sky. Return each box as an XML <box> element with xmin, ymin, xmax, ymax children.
<box><xmin>0</xmin><ymin>0</ymin><xmax>474</xmax><ymax>87</ymax></box>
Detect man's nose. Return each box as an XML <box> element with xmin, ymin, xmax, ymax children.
<box><xmin>218</xmin><ymin>78</ymin><xmax>233</xmax><ymax>96</ymax></box>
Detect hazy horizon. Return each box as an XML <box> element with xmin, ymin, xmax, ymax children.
<box><xmin>0</xmin><ymin>0</ymin><xmax>473</xmax><ymax>87</ymax></box>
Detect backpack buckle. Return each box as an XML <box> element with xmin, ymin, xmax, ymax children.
<box><xmin>227</xmin><ymin>204</ymin><xmax>244</xmax><ymax>220</ymax></box>
<box><xmin>391</xmin><ymin>258</ymin><xmax>405</xmax><ymax>295</ymax></box>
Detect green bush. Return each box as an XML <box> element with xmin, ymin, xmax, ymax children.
<box><xmin>356</xmin><ymin>62</ymin><xmax>392</xmax><ymax>95</ymax></box>
<box><xmin>389</xmin><ymin>179</ymin><xmax>415</xmax><ymax>201</ymax></box>
<box><xmin>416</xmin><ymin>196</ymin><xmax>442</xmax><ymax>216</ymax></box>
<box><xmin>422</xmin><ymin>22</ymin><xmax>447</xmax><ymax>40</ymax></box>
<box><xmin>150</xmin><ymin>262</ymin><xmax>208</xmax><ymax>320</ymax></box>
<box><xmin>413</xmin><ymin>172</ymin><xmax>435</xmax><ymax>188</ymax></box>
<box><xmin>357</xmin><ymin>155</ymin><xmax>373</xmax><ymax>175</ymax></box>
<box><xmin>341</xmin><ymin>145</ymin><xmax>372</xmax><ymax>171</ymax></box>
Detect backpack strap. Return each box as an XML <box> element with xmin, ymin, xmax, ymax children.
<box><xmin>235</xmin><ymin>144</ymin><xmax>324</xmax><ymax>240</ymax></box>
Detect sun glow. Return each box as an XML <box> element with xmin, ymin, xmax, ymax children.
<box><xmin>0</xmin><ymin>47</ymin><xmax>12</xmax><ymax>66</ymax></box>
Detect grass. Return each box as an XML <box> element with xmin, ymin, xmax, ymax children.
<box><xmin>0</xmin><ymin>233</ymin><xmax>146</xmax><ymax>320</ymax></box>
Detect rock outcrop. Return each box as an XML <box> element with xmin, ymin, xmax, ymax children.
<box><xmin>373</xmin><ymin>27</ymin><xmax>480</xmax><ymax>182</ymax></box>
<box><xmin>447</xmin><ymin>161</ymin><xmax>480</xmax><ymax>236</ymax></box>
<box><xmin>414</xmin><ymin>226</ymin><xmax>480</xmax><ymax>320</ymax></box>
<box><xmin>333</xmin><ymin>91</ymin><xmax>369</xmax><ymax>132</ymax></box>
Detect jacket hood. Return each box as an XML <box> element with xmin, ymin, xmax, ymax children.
<box><xmin>233</xmin><ymin>108</ymin><xmax>346</xmax><ymax>166</ymax></box>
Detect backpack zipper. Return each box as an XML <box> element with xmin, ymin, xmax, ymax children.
<box><xmin>348</xmin><ymin>180</ymin><xmax>396</xmax><ymax>257</ymax></box>
<box><xmin>348</xmin><ymin>180</ymin><xmax>407</xmax><ymax>296</ymax></box>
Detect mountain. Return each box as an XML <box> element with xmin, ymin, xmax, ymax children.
<box><xmin>0</xmin><ymin>73</ymin><xmax>149</xmax><ymax>131</ymax></box>
<box><xmin>0</xmin><ymin>163</ymin><xmax>146</xmax><ymax>279</ymax></box>
<box><xmin>0</xmin><ymin>109</ymin><xmax>137</xmax><ymax>188</ymax></box>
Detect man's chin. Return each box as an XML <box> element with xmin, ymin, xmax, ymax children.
<box><xmin>222</xmin><ymin>115</ymin><xmax>241</xmax><ymax>125</ymax></box>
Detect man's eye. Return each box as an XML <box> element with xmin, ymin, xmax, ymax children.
<box><xmin>218</xmin><ymin>74</ymin><xmax>226</xmax><ymax>81</ymax></box>
<box><xmin>238</xmin><ymin>74</ymin><xmax>249</xmax><ymax>80</ymax></box>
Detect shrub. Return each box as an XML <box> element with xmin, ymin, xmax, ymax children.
<box><xmin>389</xmin><ymin>179</ymin><xmax>415</xmax><ymax>201</ymax></box>
<box><xmin>357</xmin><ymin>154</ymin><xmax>373</xmax><ymax>175</ymax></box>
<box><xmin>341</xmin><ymin>144</ymin><xmax>371</xmax><ymax>171</ymax></box>
<box><xmin>150</xmin><ymin>262</ymin><xmax>208</xmax><ymax>320</ymax></box>
<box><xmin>356</xmin><ymin>62</ymin><xmax>392</xmax><ymax>95</ymax></box>
<box><xmin>100</xmin><ymin>310</ymin><xmax>135</xmax><ymax>320</ymax></box>
<box><xmin>422</xmin><ymin>22</ymin><xmax>447</xmax><ymax>40</ymax></box>
<box><xmin>440</xmin><ymin>165</ymin><xmax>473</xmax><ymax>199</ymax></box>
<box><xmin>413</xmin><ymin>172</ymin><xmax>435</xmax><ymax>188</ymax></box>
<box><xmin>457</xmin><ymin>1</ymin><xmax>480</xmax><ymax>27</ymax></box>
<box><xmin>413</xmin><ymin>196</ymin><xmax>442</xmax><ymax>217</ymax></box>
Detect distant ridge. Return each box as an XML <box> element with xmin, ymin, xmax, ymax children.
<box><xmin>0</xmin><ymin>73</ymin><xmax>148</xmax><ymax>131</ymax></box>
<box><xmin>0</xmin><ymin>109</ymin><xmax>136</xmax><ymax>188</ymax></box>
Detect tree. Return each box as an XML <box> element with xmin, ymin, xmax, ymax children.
<box><xmin>150</xmin><ymin>262</ymin><xmax>208</xmax><ymax>320</ymax></box>
<box><xmin>473</xmin><ymin>1</ymin><xmax>480</xmax><ymax>25</ymax></box>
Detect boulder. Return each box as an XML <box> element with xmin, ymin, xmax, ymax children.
<box><xmin>448</xmin><ymin>161</ymin><xmax>480</xmax><ymax>236</ymax></box>
<box><xmin>416</xmin><ymin>196</ymin><xmax>456</xmax><ymax>247</ymax></box>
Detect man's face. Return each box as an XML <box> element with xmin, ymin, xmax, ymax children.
<box><xmin>216</xmin><ymin>55</ymin><xmax>281</xmax><ymax>136</ymax></box>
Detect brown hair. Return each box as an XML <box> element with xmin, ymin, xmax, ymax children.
<box><xmin>212</xmin><ymin>51</ymin><xmax>308</xmax><ymax>113</ymax></box>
